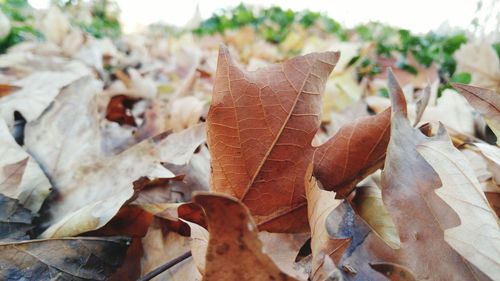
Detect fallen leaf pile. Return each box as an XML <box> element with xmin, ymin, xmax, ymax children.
<box><xmin>0</xmin><ymin>3</ymin><xmax>499</xmax><ymax>281</ymax></box>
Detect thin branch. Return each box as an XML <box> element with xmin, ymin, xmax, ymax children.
<box><xmin>137</xmin><ymin>251</ymin><xmax>192</xmax><ymax>281</ymax></box>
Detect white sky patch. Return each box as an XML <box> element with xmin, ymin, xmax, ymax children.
<box><xmin>29</xmin><ymin>0</ymin><xmax>498</xmax><ymax>37</ymax></box>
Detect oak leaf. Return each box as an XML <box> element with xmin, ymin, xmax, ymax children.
<box><xmin>417</xmin><ymin>132</ymin><xmax>500</xmax><ymax>279</ymax></box>
<box><xmin>378</xmin><ymin>70</ymin><xmax>491</xmax><ymax>280</ymax></box>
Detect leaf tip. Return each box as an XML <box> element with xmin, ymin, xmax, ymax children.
<box><xmin>387</xmin><ymin>68</ymin><xmax>408</xmax><ymax>117</ymax></box>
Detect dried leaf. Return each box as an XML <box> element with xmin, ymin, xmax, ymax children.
<box><xmin>105</xmin><ymin>94</ymin><xmax>141</xmax><ymax>126</ymax></box>
<box><xmin>417</xmin><ymin>131</ymin><xmax>500</xmax><ymax>279</ymax></box>
<box><xmin>0</xmin><ymin>70</ymin><xmax>91</xmax><ymax>128</ymax></box>
<box><xmin>379</xmin><ymin>70</ymin><xmax>490</xmax><ymax>280</ymax></box>
<box><xmin>0</xmin><ymin>194</ymin><xmax>33</xmax><ymax>241</ymax></box>
<box><xmin>0</xmin><ymin>237</ymin><xmax>129</xmax><ymax>280</ymax></box>
<box><xmin>0</xmin><ymin>118</ymin><xmax>51</xmax><ymax>213</ymax></box>
<box><xmin>305</xmin><ymin>165</ymin><xmax>348</xmax><ymax>280</ymax></box>
<box><xmin>23</xmin><ymin>77</ymin><xmax>205</xmax><ymax>238</ymax></box>
<box><xmin>313</xmin><ymin>109</ymin><xmax>391</xmax><ymax>197</ymax></box>
<box><xmin>454</xmin><ymin>42</ymin><xmax>500</xmax><ymax>92</ymax></box>
<box><xmin>141</xmin><ymin>218</ymin><xmax>201</xmax><ymax>280</ymax></box>
<box><xmin>452</xmin><ymin>83</ymin><xmax>500</xmax><ymax>145</ymax></box>
<box><xmin>207</xmin><ymin>46</ymin><xmax>390</xmax><ymax>232</ymax></box>
<box><xmin>193</xmin><ymin>192</ymin><xmax>298</xmax><ymax>281</ymax></box>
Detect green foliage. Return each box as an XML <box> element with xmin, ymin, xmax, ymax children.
<box><xmin>193</xmin><ymin>4</ymin><xmax>347</xmax><ymax>43</ymax></box>
<box><xmin>450</xmin><ymin>72</ymin><xmax>472</xmax><ymax>84</ymax></box>
<box><xmin>0</xmin><ymin>0</ymin><xmax>44</xmax><ymax>53</ymax></box>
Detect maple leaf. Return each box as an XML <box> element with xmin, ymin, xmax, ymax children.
<box><xmin>207</xmin><ymin>46</ymin><xmax>391</xmax><ymax>232</ymax></box>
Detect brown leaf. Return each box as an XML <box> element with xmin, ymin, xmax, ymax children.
<box><xmin>0</xmin><ymin>84</ymin><xmax>20</xmax><ymax>98</ymax></box>
<box><xmin>105</xmin><ymin>94</ymin><xmax>141</xmax><ymax>126</ymax></box>
<box><xmin>452</xmin><ymin>83</ymin><xmax>500</xmax><ymax>145</ymax></box>
<box><xmin>193</xmin><ymin>192</ymin><xmax>298</xmax><ymax>281</ymax></box>
<box><xmin>379</xmin><ymin>70</ymin><xmax>490</xmax><ymax>280</ymax></box>
<box><xmin>0</xmin><ymin>236</ymin><xmax>129</xmax><ymax>280</ymax></box>
<box><xmin>207</xmin><ymin>46</ymin><xmax>391</xmax><ymax>232</ymax></box>
<box><xmin>313</xmin><ymin>109</ymin><xmax>391</xmax><ymax>198</ymax></box>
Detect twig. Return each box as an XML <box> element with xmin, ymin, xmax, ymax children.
<box><xmin>137</xmin><ymin>251</ymin><xmax>192</xmax><ymax>281</ymax></box>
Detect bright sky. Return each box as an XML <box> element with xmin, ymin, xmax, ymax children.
<box><xmin>29</xmin><ymin>0</ymin><xmax>498</xmax><ymax>35</ymax></box>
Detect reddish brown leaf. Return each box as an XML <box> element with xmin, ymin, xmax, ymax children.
<box><xmin>0</xmin><ymin>84</ymin><xmax>20</xmax><ymax>98</ymax></box>
<box><xmin>193</xmin><ymin>192</ymin><xmax>298</xmax><ymax>281</ymax></box>
<box><xmin>105</xmin><ymin>94</ymin><xmax>141</xmax><ymax>126</ymax></box>
<box><xmin>313</xmin><ymin>109</ymin><xmax>391</xmax><ymax>197</ymax></box>
<box><xmin>207</xmin><ymin>46</ymin><xmax>391</xmax><ymax>232</ymax></box>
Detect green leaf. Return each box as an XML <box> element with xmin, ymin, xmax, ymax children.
<box><xmin>451</xmin><ymin>72</ymin><xmax>472</xmax><ymax>84</ymax></box>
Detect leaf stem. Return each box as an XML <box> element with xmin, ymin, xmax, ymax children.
<box><xmin>137</xmin><ymin>251</ymin><xmax>192</xmax><ymax>281</ymax></box>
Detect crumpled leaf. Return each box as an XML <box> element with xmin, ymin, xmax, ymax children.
<box><xmin>23</xmin><ymin>77</ymin><xmax>206</xmax><ymax>238</ymax></box>
<box><xmin>141</xmin><ymin>218</ymin><xmax>201</xmax><ymax>280</ymax></box>
<box><xmin>453</xmin><ymin>83</ymin><xmax>500</xmax><ymax>145</ymax></box>
<box><xmin>0</xmin><ymin>118</ymin><xmax>51</xmax><ymax>213</ymax></box>
<box><xmin>379</xmin><ymin>70</ymin><xmax>490</xmax><ymax>280</ymax></box>
<box><xmin>207</xmin><ymin>46</ymin><xmax>391</xmax><ymax>232</ymax></box>
<box><xmin>305</xmin><ymin>165</ymin><xmax>347</xmax><ymax>281</ymax></box>
<box><xmin>0</xmin><ymin>194</ymin><xmax>34</xmax><ymax>241</ymax></box>
<box><xmin>325</xmin><ymin>201</ymin><xmax>393</xmax><ymax>280</ymax></box>
<box><xmin>454</xmin><ymin>42</ymin><xmax>500</xmax><ymax>92</ymax></box>
<box><xmin>0</xmin><ymin>69</ymin><xmax>91</xmax><ymax>128</ymax></box>
<box><xmin>0</xmin><ymin>236</ymin><xmax>129</xmax><ymax>281</ymax></box>
<box><xmin>351</xmin><ymin>177</ymin><xmax>400</xmax><ymax>250</ymax></box>
<box><xmin>417</xmin><ymin>131</ymin><xmax>500</xmax><ymax>279</ymax></box>
<box><xmin>193</xmin><ymin>192</ymin><xmax>298</xmax><ymax>281</ymax></box>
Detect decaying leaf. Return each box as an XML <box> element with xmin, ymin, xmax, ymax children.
<box><xmin>141</xmin><ymin>218</ymin><xmax>201</xmax><ymax>280</ymax></box>
<box><xmin>417</xmin><ymin>131</ymin><xmax>500</xmax><ymax>279</ymax></box>
<box><xmin>0</xmin><ymin>118</ymin><xmax>51</xmax><ymax>213</ymax></box>
<box><xmin>0</xmin><ymin>68</ymin><xmax>91</xmax><ymax>128</ymax></box>
<box><xmin>351</xmin><ymin>178</ymin><xmax>400</xmax><ymax>250</ymax></box>
<box><xmin>23</xmin><ymin>77</ymin><xmax>206</xmax><ymax>238</ymax></box>
<box><xmin>0</xmin><ymin>237</ymin><xmax>129</xmax><ymax>280</ymax></box>
<box><xmin>207</xmin><ymin>46</ymin><xmax>391</xmax><ymax>232</ymax></box>
<box><xmin>452</xmin><ymin>83</ymin><xmax>500</xmax><ymax>145</ymax></box>
<box><xmin>193</xmin><ymin>192</ymin><xmax>298</xmax><ymax>281</ymax></box>
<box><xmin>379</xmin><ymin>70</ymin><xmax>491</xmax><ymax>280</ymax></box>
<box><xmin>454</xmin><ymin>42</ymin><xmax>500</xmax><ymax>92</ymax></box>
<box><xmin>0</xmin><ymin>194</ymin><xmax>34</xmax><ymax>241</ymax></box>
<box><xmin>305</xmin><ymin>165</ymin><xmax>348</xmax><ymax>281</ymax></box>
